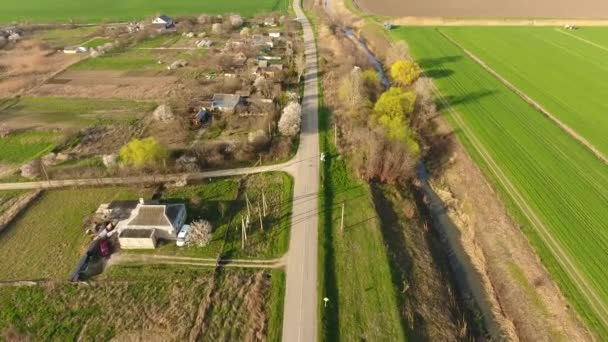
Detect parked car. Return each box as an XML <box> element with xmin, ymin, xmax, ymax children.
<box><xmin>99</xmin><ymin>239</ymin><xmax>111</xmax><ymax>257</ymax></box>
<box><xmin>176</xmin><ymin>225</ymin><xmax>191</xmax><ymax>247</ymax></box>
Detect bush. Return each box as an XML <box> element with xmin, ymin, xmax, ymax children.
<box><xmin>119</xmin><ymin>137</ymin><xmax>168</xmax><ymax>168</ymax></box>
<box><xmin>186</xmin><ymin>220</ymin><xmax>213</xmax><ymax>247</ymax></box>
<box><xmin>278</xmin><ymin>102</ymin><xmax>302</xmax><ymax>137</ymax></box>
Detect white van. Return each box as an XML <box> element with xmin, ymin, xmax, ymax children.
<box><xmin>176</xmin><ymin>224</ymin><xmax>191</xmax><ymax>247</ymax></box>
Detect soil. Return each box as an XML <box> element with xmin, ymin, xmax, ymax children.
<box><xmin>30</xmin><ymin>70</ymin><xmax>179</xmax><ymax>100</ymax></box>
<box><xmin>430</xmin><ymin>116</ymin><xmax>592</xmax><ymax>341</ymax></box>
<box><xmin>0</xmin><ymin>40</ymin><xmax>79</xmax><ymax>96</ymax></box>
<box><xmin>353</xmin><ymin>0</ymin><xmax>608</xmax><ymax>19</ymax></box>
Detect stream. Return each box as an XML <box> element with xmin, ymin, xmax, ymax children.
<box><xmin>344</xmin><ymin>26</ymin><xmax>504</xmax><ymax>339</ymax></box>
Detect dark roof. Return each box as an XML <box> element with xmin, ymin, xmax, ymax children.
<box><xmin>212</xmin><ymin>94</ymin><xmax>242</xmax><ymax>110</ymax></box>
<box><xmin>157</xmin><ymin>15</ymin><xmax>173</xmax><ymax>22</ymax></box>
<box><xmin>166</xmin><ymin>204</ymin><xmax>184</xmax><ymax>224</ymax></box>
<box><xmin>119</xmin><ymin>228</ymin><xmax>155</xmax><ymax>238</ymax></box>
<box><xmin>128</xmin><ymin>204</ymin><xmax>185</xmax><ymax>227</ymax></box>
<box><xmin>108</xmin><ymin>200</ymin><xmax>139</xmax><ymax>210</ymax></box>
<box><xmin>129</xmin><ymin>206</ymin><xmax>170</xmax><ymax>226</ymax></box>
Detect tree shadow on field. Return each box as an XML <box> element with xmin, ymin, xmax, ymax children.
<box><xmin>436</xmin><ymin>90</ymin><xmax>496</xmax><ymax>111</ymax></box>
<box><xmin>424</xmin><ymin>69</ymin><xmax>454</xmax><ymax>79</ymax></box>
<box><xmin>417</xmin><ymin>56</ymin><xmax>462</xmax><ymax>69</ymax></box>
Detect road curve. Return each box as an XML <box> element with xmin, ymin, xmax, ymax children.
<box><xmin>281</xmin><ymin>0</ymin><xmax>320</xmax><ymax>340</ymax></box>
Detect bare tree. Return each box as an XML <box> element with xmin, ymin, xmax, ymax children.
<box><xmin>385</xmin><ymin>41</ymin><xmax>411</xmax><ymax>67</ymax></box>
<box><xmin>186</xmin><ymin>220</ymin><xmax>213</xmax><ymax>247</ymax></box>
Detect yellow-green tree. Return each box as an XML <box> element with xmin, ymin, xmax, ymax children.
<box><xmin>120</xmin><ymin>137</ymin><xmax>168</xmax><ymax>168</ymax></box>
<box><xmin>372</xmin><ymin>87</ymin><xmax>420</xmax><ymax>154</ymax></box>
<box><xmin>390</xmin><ymin>60</ymin><xmax>421</xmax><ymax>87</ymax></box>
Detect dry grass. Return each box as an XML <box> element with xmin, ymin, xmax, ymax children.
<box><xmin>0</xmin><ymin>266</ymin><xmax>281</xmax><ymax>341</ymax></box>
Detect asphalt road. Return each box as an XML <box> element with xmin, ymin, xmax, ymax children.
<box><xmin>280</xmin><ymin>0</ymin><xmax>320</xmax><ymax>340</ymax></box>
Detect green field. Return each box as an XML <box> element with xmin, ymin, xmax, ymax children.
<box><xmin>392</xmin><ymin>27</ymin><xmax>608</xmax><ymax>335</ymax></box>
<box><xmin>0</xmin><ymin>266</ymin><xmax>285</xmax><ymax>341</ymax></box>
<box><xmin>440</xmin><ymin>26</ymin><xmax>608</xmax><ymax>156</ymax></box>
<box><xmin>133</xmin><ymin>172</ymin><xmax>293</xmax><ymax>259</ymax></box>
<box><xmin>0</xmin><ymin>97</ymin><xmax>155</xmax><ymax>128</ymax></box>
<box><xmin>0</xmin><ymin>131</ymin><xmax>61</xmax><ymax>164</ymax></box>
<box><xmin>3</xmin><ymin>0</ymin><xmax>289</xmax><ymax>23</ymax></box>
<box><xmin>0</xmin><ymin>188</ymin><xmax>148</xmax><ymax>281</ymax></box>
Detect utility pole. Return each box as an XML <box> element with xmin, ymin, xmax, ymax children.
<box><xmin>245</xmin><ymin>193</ymin><xmax>251</xmax><ymax>220</ymax></box>
<box><xmin>258</xmin><ymin>202</ymin><xmax>264</xmax><ymax>232</ymax></box>
<box><xmin>340</xmin><ymin>202</ymin><xmax>345</xmax><ymax>233</ymax></box>
<box><xmin>262</xmin><ymin>190</ymin><xmax>267</xmax><ymax>217</ymax></box>
<box><xmin>334</xmin><ymin>123</ymin><xmax>337</xmax><ymax>147</ymax></box>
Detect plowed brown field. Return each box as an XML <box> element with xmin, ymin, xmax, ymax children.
<box><xmin>354</xmin><ymin>0</ymin><xmax>608</xmax><ymax>19</ymax></box>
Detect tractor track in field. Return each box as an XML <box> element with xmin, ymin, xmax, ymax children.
<box><xmin>555</xmin><ymin>28</ymin><xmax>608</xmax><ymax>53</ymax></box>
<box><xmin>436</xmin><ymin>28</ymin><xmax>608</xmax><ymax>167</ymax></box>
<box><xmin>428</xmin><ymin>77</ymin><xmax>608</xmax><ymax>331</ymax></box>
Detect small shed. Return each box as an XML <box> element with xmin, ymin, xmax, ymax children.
<box><xmin>118</xmin><ymin>229</ymin><xmax>157</xmax><ymax>249</ymax></box>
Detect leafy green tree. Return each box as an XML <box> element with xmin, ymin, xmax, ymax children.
<box><xmin>372</xmin><ymin>87</ymin><xmax>419</xmax><ymax>154</ymax></box>
<box><xmin>119</xmin><ymin>137</ymin><xmax>168</xmax><ymax>168</ymax></box>
<box><xmin>390</xmin><ymin>60</ymin><xmax>421</xmax><ymax>86</ymax></box>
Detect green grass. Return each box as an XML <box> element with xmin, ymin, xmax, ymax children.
<box><xmin>33</xmin><ymin>26</ymin><xmax>98</xmax><ymax>48</ymax></box>
<box><xmin>0</xmin><ymin>131</ymin><xmax>61</xmax><ymax>164</ymax></box>
<box><xmin>393</xmin><ymin>27</ymin><xmax>608</xmax><ymax>336</ymax></box>
<box><xmin>71</xmin><ymin>53</ymin><xmax>160</xmax><ymax>71</ymax></box>
<box><xmin>3</xmin><ymin>0</ymin><xmax>290</xmax><ymax>23</ymax></box>
<box><xmin>81</xmin><ymin>37</ymin><xmax>113</xmax><ymax>48</ymax></box>
<box><xmin>0</xmin><ymin>97</ymin><xmax>155</xmax><ymax>128</ymax></box>
<box><xmin>0</xmin><ymin>266</ymin><xmax>283</xmax><ymax>340</ymax></box>
<box><xmin>0</xmin><ymin>188</ymin><xmax>149</xmax><ymax>281</ymax></box>
<box><xmin>132</xmin><ymin>172</ymin><xmax>293</xmax><ymax>259</ymax></box>
<box><xmin>439</xmin><ymin>26</ymin><xmax>608</xmax><ymax>156</ymax></box>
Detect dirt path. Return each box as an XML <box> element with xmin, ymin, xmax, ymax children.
<box><xmin>438</xmin><ymin>29</ymin><xmax>608</xmax><ymax>166</ymax></box>
<box><xmin>108</xmin><ymin>253</ymin><xmax>286</xmax><ymax>269</ymax></box>
<box><xmin>431</xmin><ymin>81</ymin><xmax>608</xmax><ymax>331</ymax></box>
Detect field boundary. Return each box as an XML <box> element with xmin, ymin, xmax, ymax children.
<box><xmin>554</xmin><ymin>28</ymin><xmax>608</xmax><ymax>52</ymax></box>
<box><xmin>428</xmin><ymin>79</ymin><xmax>608</xmax><ymax>332</ymax></box>
<box><xmin>437</xmin><ymin>28</ymin><xmax>608</xmax><ymax>166</ymax></box>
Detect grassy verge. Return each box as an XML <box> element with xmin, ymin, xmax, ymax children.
<box><xmin>130</xmin><ymin>172</ymin><xmax>293</xmax><ymax>259</ymax></box>
<box><xmin>0</xmin><ymin>191</ymin><xmax>27</xmax><ymax>215</ymax></box>
<box><xmin>33</xmin><ymin>26</ymin><xmax>98</xmax><ymax>48</ymax></box>
<box><xmin>81</xmin><ymin>37</ymin><xmax>113</xmax><ymax>48</ymax></box>
<box><xmin>0</xmin><ymin>188</ymin><xmax>149</xmax><ymax>281</ymax></box>
<box><xmin>308</xmin><ymin>6</ymin><xmax>406</xmax><ymax>337</ymax></box>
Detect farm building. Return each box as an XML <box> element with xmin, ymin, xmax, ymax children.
<box><xmin>212</xmin><ymin>94</ymin><xmax>242</xmax><ymax>112</ymax></box>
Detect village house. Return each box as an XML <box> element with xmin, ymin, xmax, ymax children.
<box><xmin>252</xmin><ymin>34</ymin><xmax>274</xmax><ymax>49</ymax></box>
<box><xmin>152</xmin><ymin>15</ymin><xmax>175</xmax><ymax>29</ymax></box>
<box><xmin>116</xmin><ymin>200</ymin><xmax>187</xmax><ymax>249</ymax></box>
<box><xmin>268</xmin><ymin>31</ymin><xmax>281</xmax><ymax>38</ymax></box>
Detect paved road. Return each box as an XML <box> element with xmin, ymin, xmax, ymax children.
<box><xmin>281</xmin><ymin>0</ymin><xmax>320</xmax><ymax>341</ymax></box>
